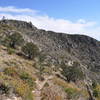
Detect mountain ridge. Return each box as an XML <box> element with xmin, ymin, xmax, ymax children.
<box><xmin>0</xmin><ymin>19</ymin><xmax>100</xmax><ymax>81</ymax></box>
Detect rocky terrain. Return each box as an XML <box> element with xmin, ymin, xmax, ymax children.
<box><xmin>1</xmin><ymin>19</ymin><xmax>100</xmax><ymax>81</ymax></box>
<box><xmin>0</xmin><ymin>19</ymin><xmax>100</xmax><ymax>100</ymax></box>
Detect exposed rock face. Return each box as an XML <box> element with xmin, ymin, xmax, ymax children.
<box><xmin>0</xmin><ymin>19</ymin><xmax>100</xmax><ymax>82</ymax></box>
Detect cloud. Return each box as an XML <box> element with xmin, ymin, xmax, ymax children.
<box><xmin>0</xmin><ymin>6</ymin><xmax>100</xmax><ymax>40</ymax></box>
<box><xmin>0</xmin><ymin>6</ymin><xmax>37</xmax><ymax>13</ymax></box>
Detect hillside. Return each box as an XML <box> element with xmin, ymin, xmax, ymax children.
<box><xmin>0</xmin><ymin>19</ymin><xmax>100</xmax><ymax>100</ymax></box>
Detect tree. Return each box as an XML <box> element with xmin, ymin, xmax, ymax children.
<box><xmin>61</xmin><ymin>62</ymin><xmax>84</xmax><ymax>82</ymax></box>
<box><xmin>7</xmin><ymin>32</ymin><xmax>24</xmax><ymax>48</ymax></box>
<box><xmin>22</xmin><ymin>42</ymin><xmax>39</xmax><ymax>59</ymax></box>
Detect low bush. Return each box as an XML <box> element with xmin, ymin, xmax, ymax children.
<box><xmin>19</xmin><ymin>72</ymin><xmax>35</xmax><ymax>89</ymax></box>
<box><xmin>0</xmin><ymin>82</ymin><xmax>10</xmax><ymax>94</ymax></box>
<box><xmin>7</xmin><ymin>47</ymin><xmax>15</xmax><ymax>55</ymax></box>
<box><xmin>11</xmin><ymin>79</ymin><xmax>33</xmax><ymax>100</ymax></box>
<box><xmin>44</xmin><ymin>82</ymin><xmax>49</xmax><ymax>87</ymax></box>
<box><xmin>4</xmin><ymin>67</ymin><xmax>18</xmax><ymax>77</ymax></box>
<box><xmin>92</xmin><ymin>83</ymin><xmax>100</xmax><ymax>99</ymax></box>
<box><xmin>92</xmin><ymin>81</ymin><xmax>97</xmax><ymax>88</ymax></box>
<box><xmin>93</xmin><ymin>89</ymin><xmax>99</xmax><ymax>97</ymax></box>
<box><xmin>65</xmin><ymin>88</ymin><xmax>79</xmax><ymax>99</ymax></box>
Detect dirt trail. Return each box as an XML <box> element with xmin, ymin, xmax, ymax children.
<box><xmin>32</xmin><ymin>76</ymin><xmax>53</xmax><ymax>100</ymax></box>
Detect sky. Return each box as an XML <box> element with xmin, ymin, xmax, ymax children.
<box><xmin>0</xmin><ymin>0</ymin><xmax>100</xmax><ymax>40</ymax></box>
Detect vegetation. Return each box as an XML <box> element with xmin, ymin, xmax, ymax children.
<box><xmin>4</xmin><ymin>67</ymin><xmax>18</xmax><ymax>77</ymax></box>
<box><xmin>92</xmin><ymin>81</ymin><xmax>97</xmax><ymax>88</ymax></box>
<box><xmin>53</xmin><ymin>76</ymin><xmax>90</xmax><ymax>99</ymax></box>
<box><xmin>5</xmin><ymin>32</ymin><xmax>24</xmax><ymax>48</ymax></box>
<box><xmin>36</xmin><ymin>54</ymin><xmax>46</xmax><ymax>80</ymax></box>
<box><xmin>61</xmin><ymin>62</ymin><xmax>84</xmax><ymax>82</ymax></box>
<box><xmin>7</xmin><ymin>47</ymin><xmax>15</xmax><ymax>55</ymax></box>
<box><xmin>65</xmin><ymin>87</ymin><xmax>79</xmax><ymax>99</ymax></box>
<box><xmin>22</xmin><ymin>42</ymin><xmax>39</xmax><ymax>59</ymax></box>
<box><xmin>44</xmin><ymin>82</ymin><xmax>49</xmax><ymax>87</ymax></box>
<box><xmin>93</xmin><ymin>89</ymin><xmax>99</xmax><ymax>97</ymax></box>
<box><xmin>2</xmin><ymin>67</ymin><xmax>35</xmax><ymax>100</ymax></box>
<box><xmin>0</xmin><ymin>74</ymin><xmax>33</xmax><ymax>100</ymax></box>
<box><xmin>92</xmin><ymin>82</ymin><xmax>100</xmax><ymax>99</ymax></box>
<box><xmin>12</xmin><ymin>79</ymin><xmax>33</xmax><ymax>100</ymax></box>
<box><xmin>0</xmin><ymin>82</ymin><xmax>10</xmax><ymax>94</ymax></box>
<box><xmin>4</xmin><ymin>67</ymin><xmax>35</xmax><ymax>89</ymax></box>
<box><xmin>0</xmin><ymin>20</ymin><xmax>99</xmax><ymax>100</ymax></box>
<box><xmin>41</xmin><ymin>87</ymin><xmax>63</xmax><ymax>100</ymax></box>
<box><xmin>19</xmin><ymin>71</ymin><xmax>35</xmax><ymax>89</ymax></box>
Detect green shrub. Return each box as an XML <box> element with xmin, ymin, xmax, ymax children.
<box><xmin>0</xmin><ymin>83</ymin><xmax>10</xmax><ymax>94</ymax></box>
<box><xmin>44</xmin><ymin>82</ymin><xmax>49</xmax><ymax>87</ymax></box>
<box><xmin>65</xmin><ymin>88</ymin><xmax>79</xmax><ymax>99</ymax></box>
<box><xmin>93</xmin><ymin>89</ymin><xmax>99</xmax><ymax>97</ymax></box>
<box><xmin>24</xmin><ymin>91</ymin><xmax>33</xmax><ymax>100</ymax></box>
<box><xmin>61</xmin><ymin>62</ymin><xmax>84</xmax><ymax>82</ymax></box>
<box><xmin>4</xmin><ymin>67</ymin><xmax>17</xmax><ymax>77</ymax></box>
<box><xmin>92</xmin><ymin>83</ymin><xmax>100</xmax><ymax>99</ymax></box>
<box><xmin>22</xmin><ymin>42</ymin><xmax>39</xmax><ymax>59</ymax></box>
<box><xmin>5</xmin><ymin>32</ymin><xmax>24</xmax><ymax>48</ymax></box>
<box><xmin>7</xmin><ymin>47</ymin><xmax>15</xmax><ymax>55</ymax></box>
<box><xmin>92</xmin><ymin>81</ymin><xmax>97</xmax><ymax>88</ymax></box>
<box><xmin>19</xmin><ymin>72</ymin><xmax>35</xmax><ymax>89</ymax></box>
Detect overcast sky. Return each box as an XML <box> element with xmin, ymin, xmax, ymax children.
<box><xmin>0</xmin><ymin>0</ymin><xmax>100</xmax><ymax>40</ymax></box>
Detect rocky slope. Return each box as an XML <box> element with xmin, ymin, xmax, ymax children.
<box><xmin>0</xmin><ymin>19</ymin><xmax>100</xmax><ymax>81</ymax></box>
<box><xmin>0</xmin><ymin>19</ymin><xmax>100</xmax><ymax>100</ymax></box>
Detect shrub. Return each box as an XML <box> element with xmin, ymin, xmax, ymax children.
<box><xmin>7</xmin><ymin>47</ymin><xmax>15</xmax><ymax>55</ymax></box>
<box><xmin>65</xmin><ymin>88</ymin><xmax>79</xmax><ymax>99</ymax></box>
<box><xmin>4</xmin><ymin>67</ymin><xmax>18</xmax><ymax>77</ymax></box>
<box><xmin>19</xmin><ymin>72</ymin><xmax>35</xmax><ymax>89</ymax></box>
<box><xmin>93</xmin><ymin>89</ymin><xmax>99</xmax><ymax>97</ymax></box>
<box><xmin>6</xmin><ymin>32</ymin><xmax>24</xmax><ymax>48</ymax></box>
<box><xmin>22</xmin><ymin>42</ymin><xmax>39</xmax><ymax>59</ymax></box>
<box><xmin>61</xmin><ymin>62</ymin><xmax>84</xmax><ymax>82</ymax></box>
<box><xmin>0</xmin><ymin>83</ymin><xmax>10</xmax><ymax>94</ymax></box>
<box><xmin>12</xmin><ymin>79</ymin><xmax>33</xmax><ymax>100</ymax></box>
<box><xmin>92</xmin><ymin>81</ymin><xmax>97</xmax><ymax>88</ymax></box>
<box><xmin>44</xmin><ymin>82</ymin><xmax>49</xmax><ymax>87</ymax></box>
<box><xmin>92</xmin><ymin>83</ymin><xmax>100</xmax><ymax>99</ymax></box>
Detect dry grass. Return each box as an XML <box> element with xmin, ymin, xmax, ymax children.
<box><xmin>52</xmin><ymin>76</ymin><xmax>79</xmax><ymax>90</ymax></box>
<box><xmin>52</xmin><ymin>76</ymin><xmax>89</xmax><ymax>99</ymax></box>
<box><xmin>41</xmin><ymin>87</ymin><xmax>63</xmax><ymax>100</ymax></box>
<box><xmin>0</xmin><ymin>46</ymin><xmax>37</xmax><ymax>100</ymax></box>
